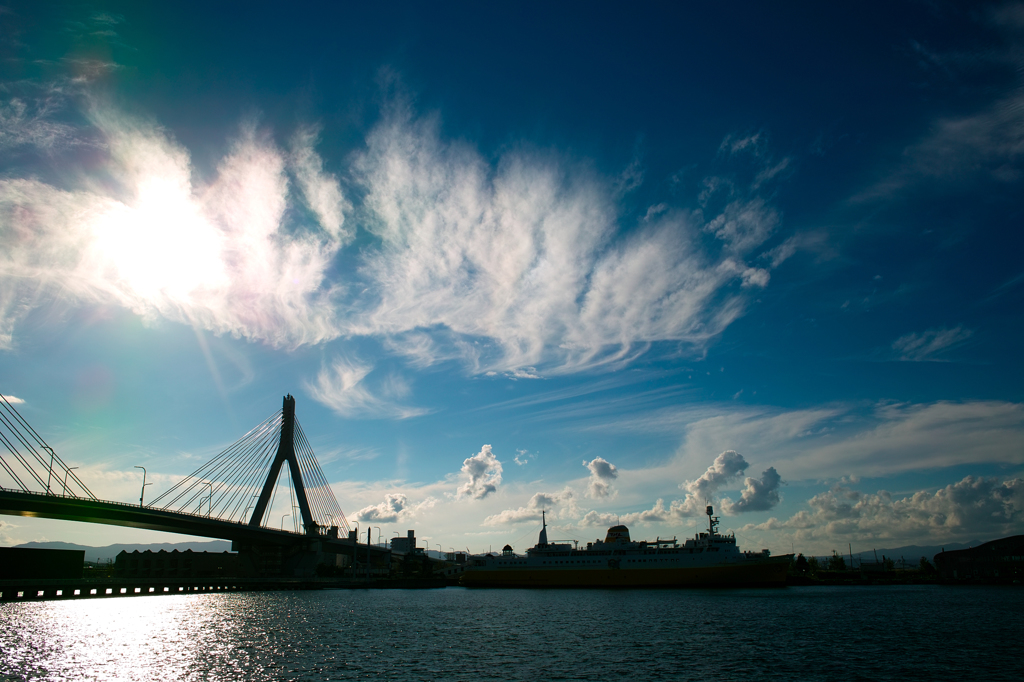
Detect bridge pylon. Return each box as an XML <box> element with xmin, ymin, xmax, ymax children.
<box><xmin>248</xmin><ymin>395</ymin><xmax>317</xmax><ymax>534</ymax></box>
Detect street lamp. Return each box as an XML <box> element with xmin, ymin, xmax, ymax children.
<box><xmin>243</xmin><ymin>494</ymin><xmax>258</xmax><ymax>525</ymax></box>
<box><xmin>134</xmin><ymin>466</ymin><xmax>151</xmax><ymax>507</ymax></box>
<box><xmin>281</xmin><ymin>514</ymin><xmax>290</xmax><ymax>531</ymax></box>
<box><xmin>374</xmin><ymin>526</ymin><xmax>382</xmax><ymax>548</ymax></box>
<box><xmin>204</xmin><ymin>481</ymin><xmax>213</xmax><ymax>518</ymax></box>
<box><xmin>44</xmin><ymin>446</ymin><xmax>56</xmax><ymax>494</ymax></box>
<box><xmin>62</xmin><ymin>467</ymin><xmax>78</xmax><ymax>498</ymax></box>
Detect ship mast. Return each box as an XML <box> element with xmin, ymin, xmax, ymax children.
<box><xmin>706</xmin><ymin>504</ymin><xmax>720</xmax><ymax>538</ymax></box>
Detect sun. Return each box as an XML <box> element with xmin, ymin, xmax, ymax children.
<box><xmin>88</xmin><ymin>175</ymin><xmax>228</xmax><ymax>307</ymax></box>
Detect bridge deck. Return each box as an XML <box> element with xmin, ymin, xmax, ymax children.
<box><xmin>0</xmin><ymin>488</ymin><xmax>374</xmax><ymax>550</ymax></box>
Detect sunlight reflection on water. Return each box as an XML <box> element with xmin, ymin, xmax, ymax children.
<box><xmin>1</xmin><ymin>586</ymin><xmax>1022</xmax><ymax>681</ymax></box>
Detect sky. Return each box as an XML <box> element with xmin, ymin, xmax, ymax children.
<box><xmin>1</xmin><ymin>1</ymin><xmax>1022</xmax><ymax>557</ymax></box>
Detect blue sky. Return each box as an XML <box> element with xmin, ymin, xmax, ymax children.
<box><xmin>1</xmin><ymin>1</ymin><xmax>1022</xmax><ymax>555</ymax></box>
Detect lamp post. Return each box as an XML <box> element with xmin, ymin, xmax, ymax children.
<box><xmin>281</xmin><ymin>514</ymin><xmax>290</xmax><ymax>531</ymax></box>
<box><xmin>62</xmin><ymin>467</ymin><xmax>78</xmax><ymax>498</ymax></box>
<box><xmin>367</xmin><ymin>527</ymin><xmax>373</xmax><ymax>581</ymax></box>
<box><xmin>44</xmin><ymin>446</ymin><xmax>56</xmax><ymax>494</ymax></box>
<box><xmin>204</xmin><ymin>482</ymin><xmax>213</xmax><ymax>518</ymax></box>
<box><xmin>374</xmin><ymin>527</ymin><xmax>382</xmax><ymax>548</ymax></box>
<box><xmin>134</xmin><ymin>466</ymin><xmax>151</xmax><ymax>507</ymax></box>
<box><xmin>243</xmin><ymin>494</ymin><xmax>258</xmax><ymax>525</ymax></box>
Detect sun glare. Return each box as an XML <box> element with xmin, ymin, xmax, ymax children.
<box><xmin>89</xmin><ymin>177</ymin><xmax>228</xmax><ymax>305</ymax></box>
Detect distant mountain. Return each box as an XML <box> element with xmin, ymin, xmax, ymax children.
<box><xmin>810</xmin><ymin>540</ymin><xmax>982</xmax><ymax>565</ymax></box>
<box><xmin>13</xmin><ymin>540</ymin><xmax>232</xmax><ymax>563</ymax></box>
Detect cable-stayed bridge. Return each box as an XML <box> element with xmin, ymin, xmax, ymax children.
<box><xmin>0</xmin><ymin>394</ymin><xmax>385</xmax><ymax>575</ymax></box>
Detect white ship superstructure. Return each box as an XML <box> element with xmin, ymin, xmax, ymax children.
<box><xmin>461</xmin><ymin>506</ymin><xmax>790</xmax><ymax>587</ymax></box>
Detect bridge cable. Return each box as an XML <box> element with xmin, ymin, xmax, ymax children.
<box><xmin>149</xmin><ymin>410</ymin><xmax>282</xmax><ymax>514</ymax></box>
<box><xmin>209</xmin><ymin>422</ymin><xmax>281</xmax><ymax>522</ymax></box>
<box><xmin>0</xmin><ymin>396</ymin><xmax>95</xmax><ymax>497</ymax></box>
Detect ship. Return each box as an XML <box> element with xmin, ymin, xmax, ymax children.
<box><xmin>459</xmin><ymin>505</ymin><xmax>791</xmax><ymax>587</ymax></box>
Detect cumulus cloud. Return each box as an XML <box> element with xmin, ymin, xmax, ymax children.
<box><xmin>354</xmin><ymin>493</ymin><xmax>407</xmax><ymax>523</ymax></box>
<box><xmin>578</xmin><ymin>499</ymin><xmax>671</xmax><ymax>528</ymax></box>
<box><xmin>584</xmin><ymin>456</ymin><xmax>619</xmax><ymax>498</ymax></box>
<box><xmin>352</xmin><ymin>492</ymin><xmax>436</xmax><ymax>523</ymax></box>
<box><xmin>457</xmin><ymin>444</ymin><xmax>503</xmax><ymax>500</ymax></box>
<box><xmin>744</xmin><ymin>475</ymin><xmax>1024</xmax><ymax>545</ymax></box>
<box><xmin>892</xmin><ymin>326</ymin><xmax>974</xmax><ymax>361</ymax></box>
<box><xmin>483</xmin><ymin>487</ymin><xmax>576</xmax><ymax>525</ymax></box>
<box><xmin>721</xmin><ymin>467</ymin><xmax>782</xmax><ymax>513</ymax></box>
<box><xmin>675</xmin><ymin>450</ymin><xmax>749</xmax><ymax>515</ymax></box>
<box><xmin>305</xmin><ymin>356</ymin><xmax>428</xmax><ymax>419</ymax></box>
<box><xmin>0</xmin><ymin>395</ymin><xmax>24</xmax><ymax>404</ymax></box>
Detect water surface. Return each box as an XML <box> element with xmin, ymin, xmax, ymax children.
<box><xmin>2</xmin><ymin>585</ymin><xmax>1021</xmax><ymax>680</ymax></box>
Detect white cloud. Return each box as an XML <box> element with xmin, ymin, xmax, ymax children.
<box><xmin>676</xmin><ymin>450</ymin><xmax>749</xmax><ymax>515</ymax></box>
<box><xmin>354</xmin><ymin>493</ymin><xmax>407</xmax><ymax>522</ymax></box>
<box><xmin>350</xmin><ymin>110</ymin><xmax>782</xmax><ymax>374</ymax></box>
<box><xmin>305</xmin><ymin>356</ymin><xmax>428</xmax><ymax>419</ymax></box>
<box><xmin>0</xmin><ymin>90</ymin><xmax>81</xmax><ymax>152</ymax></box>
<box><xmin>665</xmin><ymin>400</ymin><xmax>1024</xmax><ymax>482</ymax></box>
<box><xmin>0</xmin><ymin>518</ymin><xmax>19</xmax><ymax>546</ymax></box>
<box><xmin>1</xmin><ymin>395</ymin><xmax>25</xmax><ymax>404</ymax></box>
<box><xmin>721</xmin><ymin>466</ymin><xmax>782</xmax><ymax>513</ymax></box>
<box><xmin>704</xmin><ymin>197</ymin><xmax>779</xmax><ymax>254</ymax></box>
<box><xmin>483</xmin><ymin>487</ymin><xmax>576</xmax><ymax>526</ymax></box>
<box><xmin>457</xmin><ymin>444</ymin><xmax>503</xmax><ymax>500</ymax></box>
<box><xmin>1</xmin><ymin>93</ymin><xmax>789</xmax><ymax>377</ymax></box>
<box><xmin>290</xmin><ymin>125</ymin><xmax>353</xmax><ymax>244</ymax></box>
<box><xmin>892</xmin><ymin>326</ymin><xmax>974</xmax><ymax>361</ymax></box>
<box><xmin>584</xmin><ymin>456</ymin><xmax>619</xmax><ymax>498</ymax></box>
<box><xmin>785</xmin><ymin>401</ymin><xmax>1024</xmax><ymax>478</ymax></box>
<box><xmin>513</xmin><ymin>449</ymin><xmax>534</xmax><ymax>466</ymax></box>
<box><xmin>0</xmin><ymin>108</ymin><xmax>350</xmax><ymax>351</ymax></box>
<box><xmin>578</xmin><ymin>499</ymin><xmax>671</xmax><ymax>528</ymax></box>
<box><xmin>743</xmin><ymin>475</ymin><xmax>1024</xmax><ymax>546</ymax></box>
<box><xmin>719</xmin><ymin>132</ymin><xmax>764</xmax><ymax>157</ymax></box>
<box><xmin>506</xmin><ymin>367</ymin><xmax>542</xmax><ymax>380</ymax></box>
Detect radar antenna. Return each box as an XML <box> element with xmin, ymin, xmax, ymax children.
<box><xmin>706</xmin><ymin>504</ymin><xmax>720</xmax><ymax>537</ymax></box>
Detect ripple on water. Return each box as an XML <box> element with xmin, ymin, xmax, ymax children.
<box><xmin>1</xmin><ymin>585</ymin><xmax>1022</xmax><ymax>680</ymax></box>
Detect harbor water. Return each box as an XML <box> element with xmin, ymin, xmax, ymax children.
<box><xmin>2</xmin><ymin>585</ymin><xmax>1021</xmax><ymax>680</ymax></box>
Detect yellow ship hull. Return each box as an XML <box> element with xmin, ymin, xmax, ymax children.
<box><xmin>459</xmin><ymin>556</ymin><xmax>791</xmax><ymax>588</ymax></box>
